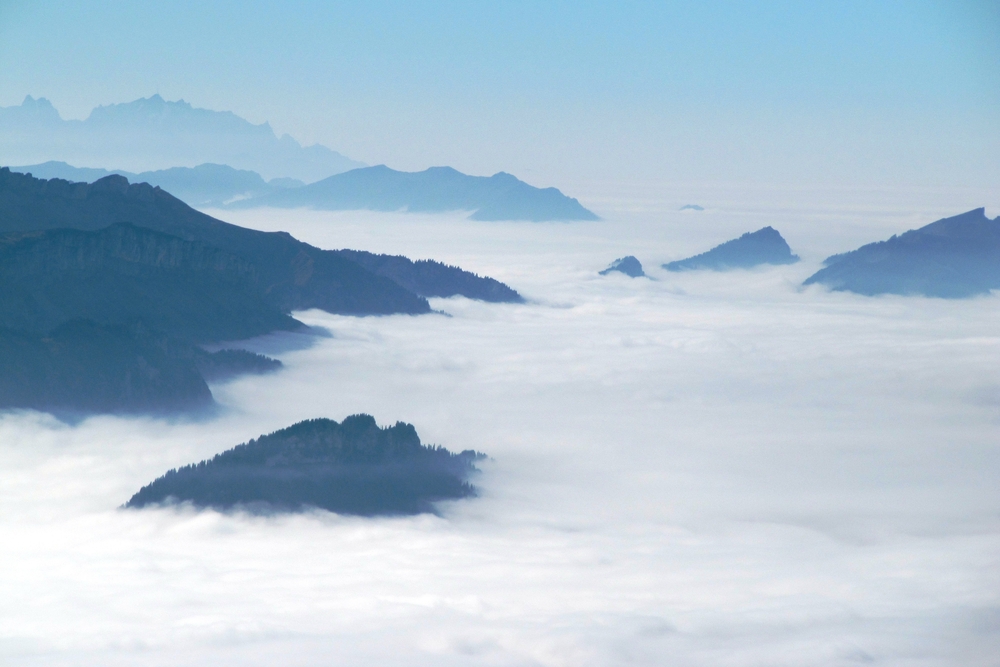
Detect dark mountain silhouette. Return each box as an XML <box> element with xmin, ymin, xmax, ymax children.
<box><xmin>0</xmin><ymin>320</ymin><xmax>281</xmax><ymax>415</ymax></box>
<box><xmin>0</xmin><ymin>223</ymin><xmax>288</xmax><ymax>414</ymax></box>
<box><xmin>124</xmin><ymin>414</ymin><xmax>485</xmax><ymax>516</ymax></box>
<box><xmin>230</xmin><ymin>165</ymin><xmax>599</xmax><ymax>221</ymax></box>
<box><xmin>0</xmin><ymin>320</ymin><xmax>210</xmax><ymax>415</ymax></box>
<box><xmin>193</xmin><ymin>348</ymin><xmax>283</xmax><ymax>382</ymax></box>
<box><xmin>9</xmin><ymin>161</ymin><xmax>302</xmax><ymax>208</ymax></box>
<box><xmin>0</xmin><ymin>168</ymin><xmax>519</xmax><ymax>308</ymax></box>
<box><xmin>336</xmin><ymin>249</ymin><xmax>524</xmax><ymax>302</ymax></box>
<box><xmin>803</xmin><ymin>208</ymin><xmax>1000</xmax><ymax>298</ymax></box>
<box><xmin>0</xmin><ymin>223</ymin><xmax>300</xmax><ymax>342</ymax></box>
<box><xmin>664</xmin><ymin>227</ymin><xmax>799</xmax><ymax>271</ymax></box>
<box><xmin>600</xmin><ymin>256</ymin><xmax>645</xmax><ymax>277</ymax></box>
<box><xmin>0</xmin><ymin>95</ymin><xmax>362</xmax><ymax>182</ymax></box>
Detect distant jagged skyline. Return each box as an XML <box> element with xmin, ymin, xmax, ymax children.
<box><xmin>1</xmin><ymin>3</ymin><xmax>996</xmax><ymax>190</ymax></box>
<box><xmin>0</xmin><ymin>94</ymin><xmax>363</xmax><ymax>182</ymax></box>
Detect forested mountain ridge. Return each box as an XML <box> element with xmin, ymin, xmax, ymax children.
<box><xmin>125</xmin><ymin>414</ymin><xmax>486</xmax><ymax>515</ymax></box>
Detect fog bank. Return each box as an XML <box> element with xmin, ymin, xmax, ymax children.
<box><xmin>1</xmin><ymin>189</ymin><xmax>998</xmax><ymax>665</ymax></box>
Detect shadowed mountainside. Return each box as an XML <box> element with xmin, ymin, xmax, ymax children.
<box><xmin>0</xmin><ymin>168</ymin><xmax>520</xmax><ymax>307</ymax></box>
<box><xmin>664</xmin><ymin>227</ymin><xmax>799</xmax><ymax>271</ymax></box>
<box><xmin>804</xmin><ymin>208</ymin><xmax>1000</xmax><ymax>298</ymax></box>
<box><xmin>0</xmin><ymin>223</ymin><xmax>300</xmax><ymax>342</ymax></box>
<box><xmin>125</xmin><ymin>414</ymin><xmax>485</xmax><ymax>515</ymax></box>
<box><xmin>230</xmin><ymin>165</ymin><xmax>599</xmax><ymax>221</ymax></box>
<box><xmin>0</xmin><ymin>223</ymin><xmax>289</xmax><ymax>414</ymax></box>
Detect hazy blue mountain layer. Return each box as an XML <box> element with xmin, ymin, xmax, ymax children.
<box><xmin>0</xmin><ymin>95</ymin><xmax>362</xmax><ymax>182</ymax></box>
<box><xmin>9</xmin><ymin>161</ymin><xmax>303</xmax><ymax>208</ymax></box>
<box><xmin>336</xmin><ymin>249</ymin><xmax>524</xmax><ymax>302</ymax></box>
<box><xmin>125</xmin><ymin>414</ymin><xmax>485</xmax><ymax>516</ymax></box>
<box><xmin>0</xmin><ymin>168</ymin><xmax>519</xmax><ymax>309</ymax></box>
<box><xmin>803</xmin><ymin>208</ymin><xmax>1000</xmax><ymax>298</ymax></box>
<box><xmin>664</xmin><ymin>227</ymin><xmax>799</xmax><ymax>271</ymax></box>
<box><xmin>0</xmin><ymin>223</ymin><xmax>301</xmax><ymax>343</ymax></box>
<box><xmin>600</xmin><ymin>256</ymin><xmax>645</xmax><ymax>277</ymax></box>
<box><xmin>230</xmin><ymin>165</ymin><xmax>599</xmax><ymax>221</ymax></box>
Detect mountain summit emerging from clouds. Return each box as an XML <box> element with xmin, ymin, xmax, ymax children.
<box><xmin>0</xmin><ymin>95</ymin><xmax>362</xmax><ymax>181</ymax></box>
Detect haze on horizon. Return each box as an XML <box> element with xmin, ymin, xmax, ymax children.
<box><xmin>0</xmin><ymin>0</ymin><xmax>998</xmax><ymax>191</ymax></box>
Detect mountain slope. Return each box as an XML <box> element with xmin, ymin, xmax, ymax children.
<box><xmin>0</xmin><ymin>223</ymin><xmax>300</xmax><ymax>342</ymax></box>
<box><xmin>0</xmin><ymin>168</ymin><xmax>430</xmax><ymax>315</ymax></box>
<box><xmin>664</xmin><ymin>227</ymin><xmax>799</xmax><ymax>271</ymax></box>
<box><xmin>0</xmin><ymin>168</ymin><xmax>520</xmax><ymax>308</ymax></box>
<box><xmin>125</xmin><ymin>414</ymin><xmax>485</xmax><ymax>515</ymax></box>
<box><xmin>0</xmin><ymin>95</ymin><xmax>362</xmax><ymax>181</ymax></box>
<box><xmin>803</xmin><ymin>208</ymin><xmax>1000</xmax><ymax>297</ymax></box>
<box><xmin>335</xmin><ymin>249</ymin><xmax>524</xmax><ymax>302</ymax></box>
<box><xmin>0</xmin><ymin>320</ymin><xmax>213</xmax><ymax>415</ymax></box>
<box><xmin>231</xmin><ymin>165</ymin><xmax>599</xmax><ymax>221</ymax></box>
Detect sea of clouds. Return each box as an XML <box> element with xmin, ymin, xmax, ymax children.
<box><xmin>0</xmin><ymin>186</ymin><xmax>998</xmax><ymax>666</ymax></box>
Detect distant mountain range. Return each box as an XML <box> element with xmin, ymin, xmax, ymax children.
<box><xmin>804</xmin><ymin>208</ymin><xmax>1000</xmax><ymax>298</ymax></box>
<box><xmin>664</xmin><ymin>227</ymin><xmax>799</xmax><ymax>271</ymax></box>
<box><xmin>9</xmin><ymin>161</ymin><xmax>301</xmax><ymax>208</ymax></box>
<box><xmin>124</xmin><ymin>414</ymin><xmax>485</xmax><ymax>515</ymax></box>
<box><xmin>0</xmin><ymin>95</ymin><xmax>362</xmax><ymax>181</ymax></box>
<box><xmin>229</xmin><ymin>165</ymin><xmax>599</xmax><ymax>221</ymax></box>
<box><xmin>8</xmin><ymin>161</ymin><xmax>598</xmax><ymax>222</ymax></box>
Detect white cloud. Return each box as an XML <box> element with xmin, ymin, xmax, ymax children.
<box><xmin>1</xmin><ymin>191</ymin><xmax>998</xmax><ymax>665</ymax></box>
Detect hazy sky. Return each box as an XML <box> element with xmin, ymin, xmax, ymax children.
<box><xmin>1</xmin><ymin>0</ymin><xmax>998</xmax><ymax>189</ymax></box>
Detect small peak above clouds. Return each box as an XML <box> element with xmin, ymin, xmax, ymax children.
<box><xmin>664</xmin><ymin>227</ymin><xmax>800</xmax><ymax>271</ymax></box>
<box><xmin>600</xmin><ymin>256</ymin><xmax>645</xmax><ymax>278</ymax></box>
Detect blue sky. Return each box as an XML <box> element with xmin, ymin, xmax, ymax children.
<box><xmin>1</xmin><ymin>0</ymin><xmax>997</xmax><ymax>188</ymax></box>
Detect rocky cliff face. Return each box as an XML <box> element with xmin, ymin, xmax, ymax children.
<box><xmin>0</xmin><ymin>223</ymin><xmax>299</xmax><ymax>343</ymax></box>
<box><xmin>0</xmin><ymin>168</ymin><xmax>432</xmax><ymax>316</ymax></box>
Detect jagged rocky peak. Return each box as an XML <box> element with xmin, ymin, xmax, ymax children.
<box><xmin>124</xmin><ymin>415</ymin><xmax>487</xmax><ymax>516</ymax></box>
<box><xmin>663</xmin><ymin>227</ymin><xmax>799</xmax><ymax>271</ymax></box>
<box><xmin>600</xmin><ymin>256</ymin><xmax>645</xmax><ymax>278</ymax></box>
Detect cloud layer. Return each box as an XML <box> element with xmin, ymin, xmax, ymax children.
<box><xmin>1</xmin><ymin>192</ymin><xmax>998</xmax><ymax>666</ymax></box>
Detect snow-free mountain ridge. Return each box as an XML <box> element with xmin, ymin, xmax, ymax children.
<box><xmin>230</xmin><ymin>164</ymin><xmax>599</xmax><ymax>221</ymax></box>
<box><xmin>0</xmin><ymin>95</ymin><xmax>362</xmax><ymax>181</ymax></box>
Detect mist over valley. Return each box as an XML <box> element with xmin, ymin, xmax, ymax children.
<box><xmin>1</xmin><ymin>3</ymin><xmax>998</xmax><ymax>665</ymax></box>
